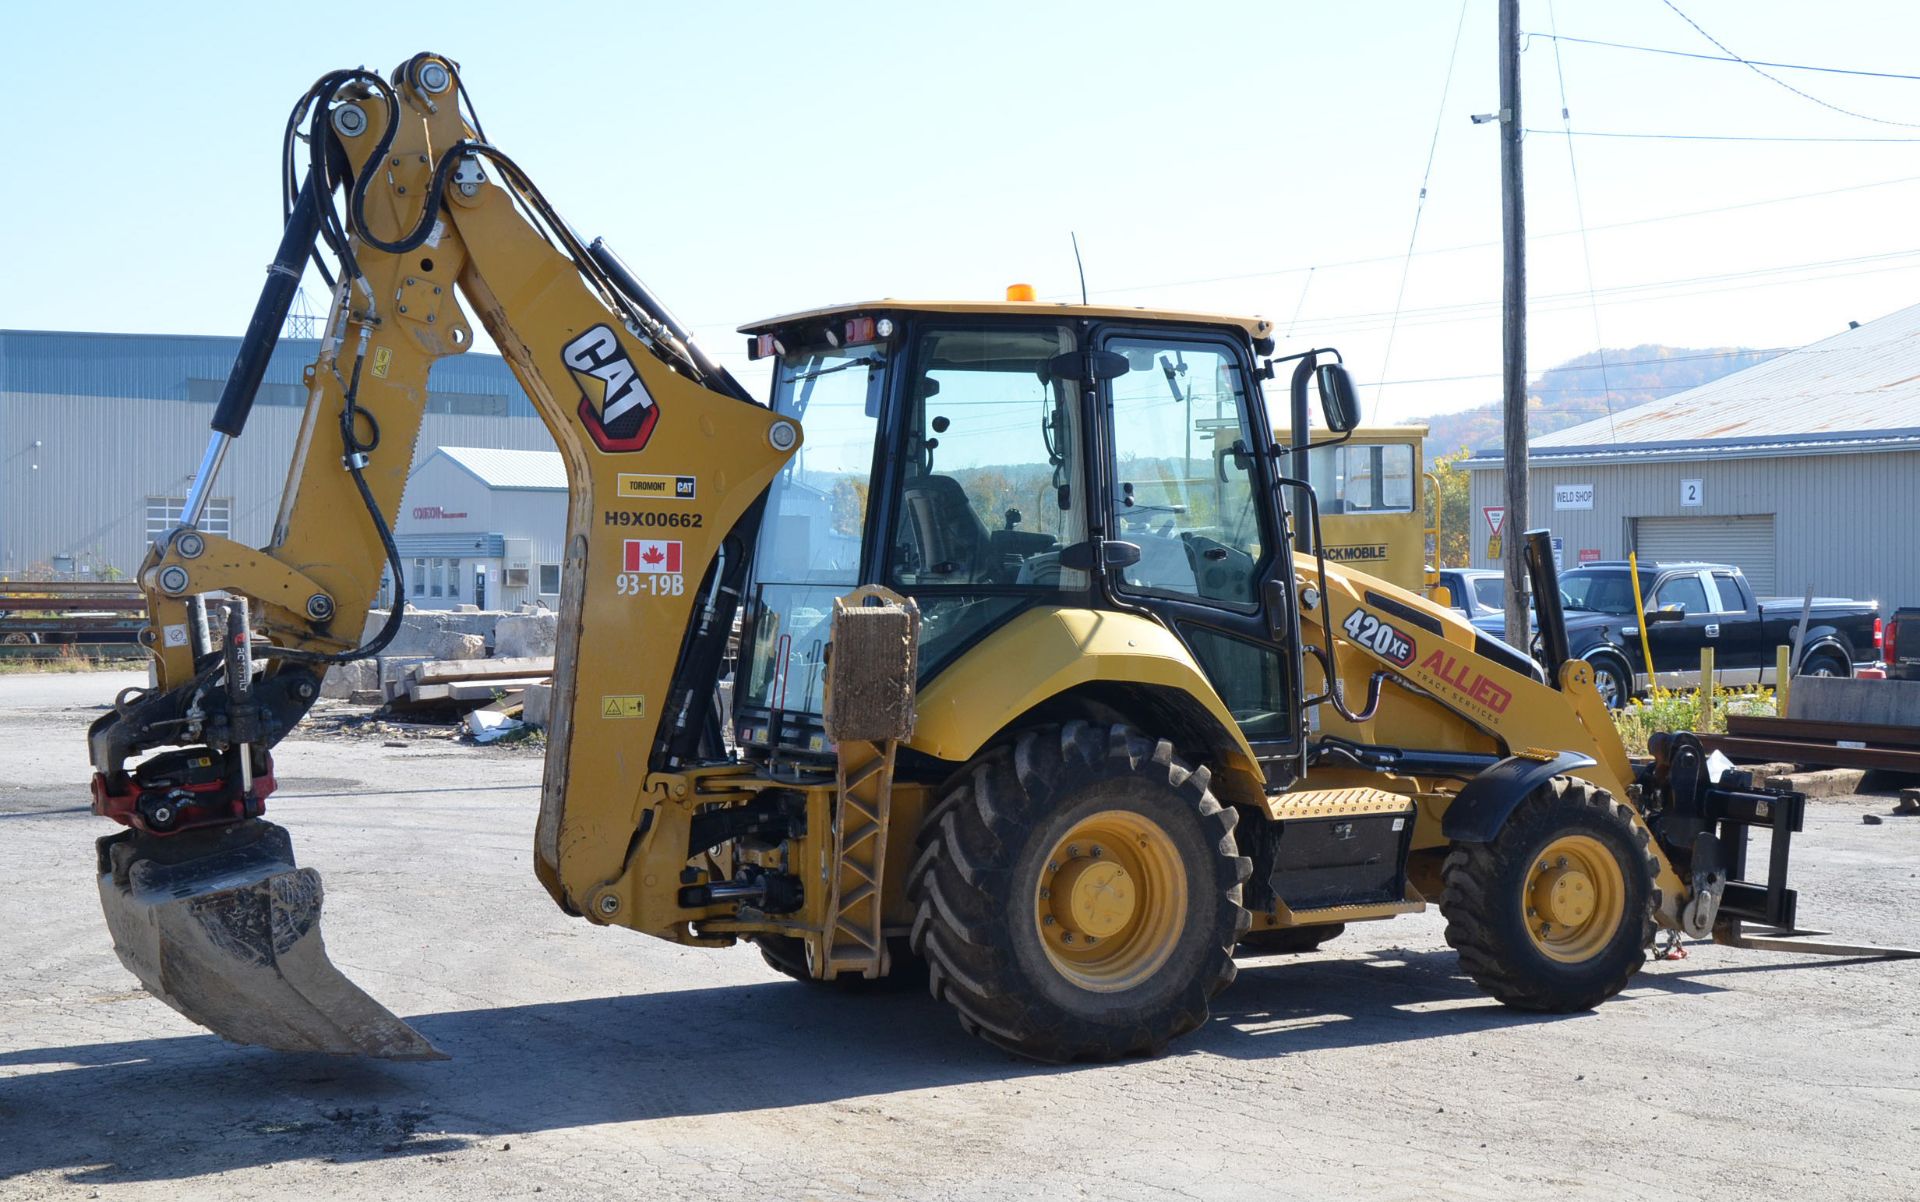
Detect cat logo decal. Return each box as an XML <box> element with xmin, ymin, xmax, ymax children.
<box><xmin>563</xmin><ymin>325</ymin><xmax>658</xmax><ymax>452</ymax></box>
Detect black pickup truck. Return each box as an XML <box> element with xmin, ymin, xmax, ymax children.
<box><xmin>1551</xmin><ymin>561</ymin><xmax>1880</xmax><ymax>708</ymax></box>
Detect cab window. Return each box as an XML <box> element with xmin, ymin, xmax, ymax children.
<box><xmin>1653</xmin><ymin>573</ymin><xmax>1710</xmax><ymax>614</ymax></box>
<box><xmin>887</xmin><ymin>324</ymin><xmax>1088</xmax><ymax>592</ymax></box>
<box><xmin>1104</xmin><ymin>335</ymin><xmax>1265</xmax><ymax>607</ymax></box>
<box><xmin>1708</xmin><ymin>571</ymin><xmax>1746</xmax><ymax>612</ymax></box>
<box><xmin>1308</xmin><ymin>443</ymin><xmax>1415</xmax><ymax>514</ymax></box>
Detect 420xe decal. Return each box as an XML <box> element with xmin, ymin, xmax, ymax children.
<box><xmin>1341</xmin><ymin>609</ymin><xmax>1417</xmax><ymax>668</ymax></box>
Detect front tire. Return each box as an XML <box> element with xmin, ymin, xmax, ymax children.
<box><xmin>907</xmin><ymin>722</ymin><xmax>1250</xmax><ymax>1062</ymax></box>
<box><xmin>1440</xmin><ymin>778</ymin><xmax>1656</xmax><ymax>1011</ymax></box>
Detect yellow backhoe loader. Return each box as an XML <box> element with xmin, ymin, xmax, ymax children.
<box><xmin>87</xmin><ymin>55</ymin><xmax>1913</xmax><ymax>1064</ymax></box>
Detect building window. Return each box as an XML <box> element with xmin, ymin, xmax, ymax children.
<box><xmin>447</xmin><ymin>558</ymin><xmax>462</xmax><ymax>600</ymax></box>
<box><xmin>146</xmin><ymin>496</ymin><xmax>232</xmax><ymax>543</ymax></box>
<box><xmin>539</xmin><ymin>563</ymin><xmax>561</xmax><ymax>594</ymax></box>
<box><xmin>413</xmin><ymin>557</ymin><xmax>427</xmax><ymax>597</ymax></box>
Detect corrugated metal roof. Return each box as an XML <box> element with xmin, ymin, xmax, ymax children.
<box><xmin>0</xmin><ymin>328</ymin><xmax>530</xmax><ymax>412</ymax></box>
<box><xmin>1527</xmin><ymin>301</ymin><xmax>1920</xmax><ymax>455</ymax></box>
<box><xmin>431</xmin><ymin>446</ymin><xmax>567</xmax><ymax>490</ymax></box>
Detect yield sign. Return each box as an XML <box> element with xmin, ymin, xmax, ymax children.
<box><xmin>1483</xmin><ymin>506</ymin><xmax>1507</xmax><ymax>537</ymax></box>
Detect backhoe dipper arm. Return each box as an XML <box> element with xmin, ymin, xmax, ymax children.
<box><xmin>87</xmin><ymin>55</ymin><xmax>800</xmax><ymax>1056</ymax></box>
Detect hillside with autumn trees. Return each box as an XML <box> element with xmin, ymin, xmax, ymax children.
<box><xmin>1416</xmin><ymin>344</ymin><xmax>1774</xmax><ymax>566</ymax></box>
<box><xmin>1412</xmin><ymin>344</ymin><xmax>1776</xmax><ymax>465</ymax></box>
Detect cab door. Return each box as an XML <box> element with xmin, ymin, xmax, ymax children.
<box><xmin>1094</xmin><ymin>326</ymin><xmax>1301</xmax><ymax>781</ymax></box>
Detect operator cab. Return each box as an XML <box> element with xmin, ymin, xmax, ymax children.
<box><xmin>731</xmin><ymin>298</ymin><xmax>1358</xmax><ymax>780</ymax></box>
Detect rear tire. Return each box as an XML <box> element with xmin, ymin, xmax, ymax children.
<box><xmin>1440</xmin><ymin>778</ymin><xmax>1656</xmax><ymax>1012</ymax></box>
<box><xmin>907</xmin><ymin>721</ymin><xmax>1250</xmax><ymax>1062</ymax></box>
<box><xmin>1586</xmin><ymin>652</ymin><xmax>1633</xmax><ymax>710</ymax></box>
<box><xmin>1238</xmin><ymin>923</ymin><xmax>1346</xmax><ymax>954</ymax></box>
<box><xmin>1801</xmin><ymin>649</ymin><xmax>1849</xmax><ymax>679</ymax></box>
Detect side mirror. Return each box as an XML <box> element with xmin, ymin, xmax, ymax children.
<box><xmin>1317</xmin><ymin>363</ymin><xmax>1362</xmax><ymax>432</ymax></box>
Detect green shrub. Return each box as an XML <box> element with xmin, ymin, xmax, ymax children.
<box><xmin>1613</xmin><ymin>685</ymin><xmax>1775</xmax><ymax>756</ymax></box>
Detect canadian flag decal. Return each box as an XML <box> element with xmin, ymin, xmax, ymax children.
<box><xmin>624</xmin><ymin>539</ymin><xmax>682</xmax><ymax>573</ymax></box>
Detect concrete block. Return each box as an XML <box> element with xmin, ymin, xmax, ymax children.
<box><xmin>494</xmin><ymin>612</ymin><xmax>558</xmax><ymax>659</ymax></box>
<box><xmin>361</xmin><ymin>608</ymin><xmax>506</xmax><ymax>656</ymax></box>
<box><xmin>319</xmin><ymin>657</ymin><xmax>378</xmax><ymax>701</ymax></box>
<box><xmin>429</xmin><ymin>631</ymin><xmax>487</xmax><ymax>661</ymax></box>
<box><xmin>522</xmin><ymin>682</ymin><xmax>553</xmax><ymax>728</ymax></box>
<box><xmin>377</xmin><ymin>655</ymin><xmax>434</xmax><ymax>687</ymax></box>
<box><xmin>1756</xmin><ymin>767</ymin><xmax>1867</xmax><ymax>798</ymax></box>
<box><xmin>1896</xmin><ymin>788</ymin><xmax>1920</xmax><ymax>815</ymax></box>
<box><xmin>1788</xmin><ymin>676</ymin><xmax>1920</xmax><ymax>726</ymax></box>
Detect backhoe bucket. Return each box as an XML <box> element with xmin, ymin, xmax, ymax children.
<box><xmin>95</xmin><ymin>820</ymin><xmax>443</xmax><ymax>1059</ymax></box>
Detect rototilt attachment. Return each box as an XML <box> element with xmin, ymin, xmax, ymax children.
<box><xmin>95</xmin><ymin>819</ymin><xmax>444</xmax><ymax>1059</ymax></box>
<box><xmin>88</xmin><ymin>597</ymin><xmax>438</xmax><ymax>1058</ymax></box>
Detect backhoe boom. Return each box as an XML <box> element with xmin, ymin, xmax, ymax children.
<box><xmin>87</xmin><ymin>54</ymin><xmax>798</xmax><ymax>1055</ymax></box>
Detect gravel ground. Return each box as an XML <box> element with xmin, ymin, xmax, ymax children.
<box><xmin>3</xmin><ymin>670</ymin><xmax>1917</xmax><ymax>1201</ymax></box>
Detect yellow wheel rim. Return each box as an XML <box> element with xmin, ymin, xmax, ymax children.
<box><xmin>1033</xmin><ymin>810</ymin><xmax>1188</xmax><ymax>993</ymax></box>
<box><xmin>1521</xmin><ymin>834</ymin><xmax>1626</xmax><ymax>963</ymax></box>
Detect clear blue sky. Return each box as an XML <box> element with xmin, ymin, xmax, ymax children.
<box><xmin>7</xmin><ymin>1</ymin><xmax>1920</xmax><ymax>424</ymax></box>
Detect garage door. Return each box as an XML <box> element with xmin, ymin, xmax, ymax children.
<box><xmin>1632</xmin><ymin>515</ymin><xmax>1776</xmax><ymax>595</ymax></box>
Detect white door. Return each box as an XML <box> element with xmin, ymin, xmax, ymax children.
<box><xmin>1633</xmin><ymin>514</ymin><xmax>1777</xmax><ymax>596</ymax></box>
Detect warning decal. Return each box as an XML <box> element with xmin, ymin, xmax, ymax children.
<box><xmin>601</xmin><ymin>695</ymin><xmax>647</xmax><ymax>719</ymax></box>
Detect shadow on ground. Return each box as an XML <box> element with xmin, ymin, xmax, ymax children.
<box><xmin>0</xmin><ymin>945</ymin><xmax>1743</xmax><ymax>1186</ymax></box>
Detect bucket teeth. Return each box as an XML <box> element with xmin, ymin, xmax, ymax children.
<box><xmin>96</xmin><ymin>820</ymin><xmax>444</xmax><ymax>1060</ymax></box>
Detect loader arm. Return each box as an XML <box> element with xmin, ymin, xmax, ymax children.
<box><xmin>1295</xmin><ymin>557</ymin><xmax>1689</xmax><ymax>921</ymax></box>
<box><xmin>87</xmin><ymin>55</ymin><xmax>798</xmax><ymax>1055</ymax></box>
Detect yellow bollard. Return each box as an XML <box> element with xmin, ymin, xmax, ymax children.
<box><xmin>1701</xmin><ymin>646</ymin><xmax>1716</xmax><ymax>731</ymax></box>
<box><xmin>1775</xmin><ymin>644</ymin><xmax>1792</xmax><ymax>715</ymax></box>
<box><xmin>1628</xmin><ymin>552</ymin><xmax>1661</xmax><ymax>698</ymax></box>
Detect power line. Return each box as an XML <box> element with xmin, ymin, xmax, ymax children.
<box><xmin>1059</xmin><ymin>172</ymin><xmax>1920</xmax><ymax>297</ymax></box>
<box><xmin>1289</xmin><ymin>255</ymin><xmax>1920</xmax><ymax>338</ymax></box>
<box><xmin>1284</xmin><ymin>266</ymin><xmax>1315</xmax><ymax>341</ymax></box>
<box><xmin>1379</xmin><ymin>0</ymin><xmax>1472</xmax><ymax>408</ymax></box>
<box><xmin>1523</xmin><ymin>32</ymin><xmax>1920</xmax><ymax>83</ymax></box>
<box><xmin>1535</xmin><ymin>129</ymin><xmax>1920</xmax><ymax>143</ymax></box>
<box><xmin>1288</xmin><ymin>247</ymin><xmax>1920</xmax><ymax>332</ymax></box>
<box><xmin>1360</xmin><ymin>346</ymin><xmax>1787</xmax><ymax>388</ymax></box>
<box><xmin>1545</xmin><ymin>0</ymin><xmax>1617</xmax><ymax>442</ymax></box>
<box><xmin>1658</xmin><ymin>0</ymin><xmax>1920</xmax><ymax>129</ymax></box>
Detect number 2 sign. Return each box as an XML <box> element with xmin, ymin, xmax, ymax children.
<box><xmin>1680</xmin><ymin>479</ymin><xmax>1703</xmax><ymax>507</ymax></box>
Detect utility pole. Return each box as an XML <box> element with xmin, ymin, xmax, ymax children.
<box><xmin>1498</xmin><ymin>0</ymin><xmax>1530</xmax><ymax>645</ymax></box>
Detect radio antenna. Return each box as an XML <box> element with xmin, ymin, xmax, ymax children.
<box><xmin>1070</xmin><ymin>231</ymin><xmax>1089</xmax><ymax>304</ymax></box>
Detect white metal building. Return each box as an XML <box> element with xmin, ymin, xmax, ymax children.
<box><xmin>0</xmin><ymin>329</ymin><xmax>555</xmax><ymax>580</ymax></box>
<box><xmin>1467</xmin><ymin>304</ymin><xmax>1920</xmax><ymax>614</ymax></box>
<box><xmin>390</xmin><ymin>447</ymin><xmax>568</xmax><ymax>611</ymax></box>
